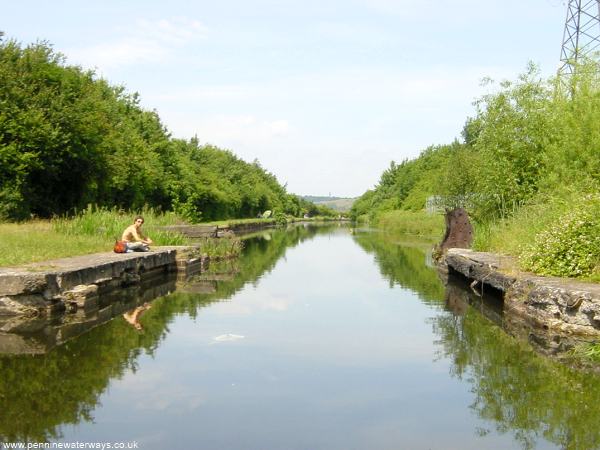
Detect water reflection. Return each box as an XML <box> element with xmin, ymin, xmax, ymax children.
<box><xmin>0</xmin><ymin>224</ymin><xmax>338</xmax><ymax>442</ymax></box>
<box><xmin>358</xmin><ymin>230</ymin><xmax>600</xmax><ymax>450</ymax></box>
<box><xmin>0</xmin><ymin>276</ymin><xmax>177</xmax><ymax>355</ymax></box>
<box><xmin>352</xmin><ymin>230</ymin><xmax>444</xmax><ymax>303</ymax></box>
<box><xmin>1</xmin><ymin>226</ymin><xmax>600</xmax><ymax>450</ymax></box>
<box><xmin>123</xmin><ymin>303</ymin><xmax>152</xmax><ymax>331</ymax></box>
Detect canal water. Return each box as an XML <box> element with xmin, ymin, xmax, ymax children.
<box><xmin>1</xmin><ymin>225</ymin><xmax>600</xmax><ymax>449</ymax></box>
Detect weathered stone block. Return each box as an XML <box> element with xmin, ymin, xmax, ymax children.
<box><xmin>446</xmin><ymin>248</ymin><xmax>600</xmax><ymax>336</ymax></box>
<box><xmin>62</xmin><ymin>284</ymin><xmax>99</xmax><ymax>308</ymax></box>
<box><xmin>0</xmin><ymin>271</ymin><xmax>50</xmax><ymax>296</ymax></box>
<box><xmin>0</xmin><ymin>295</ymin><xmax>45</xmax><ymax>316</ymax></box>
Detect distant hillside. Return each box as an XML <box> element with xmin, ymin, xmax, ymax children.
<box><xmin>302</xmin><ymin>196</ymin><xmax>356</xmax><ymax>213</ymax></box>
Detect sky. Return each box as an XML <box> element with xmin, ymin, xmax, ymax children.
<box><xmin>4</xmin><ymin>0</ymin><xmax>568</xmax><ymax>198</ymax></box>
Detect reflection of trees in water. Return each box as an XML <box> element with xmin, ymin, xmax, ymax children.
<box><xmin>351</xmin><ymin>230</ymin><xmax>444</xmax><ymax>304</ymax></box>
<box><xmin>435</xmin><ymin>282</ymin><xmax>600</xmax><ymax>450</ymax></box>
<box><xmin>0</xmin><ymin>224</ymin><xmax>336</xmax><ymax>442</ymax></box>
<box><xmin>355</xmin><ymin>230</ymin><xmax>600</xmax><ymax>449</ymax></box>
<box><xmin>202</xmin><ymin>224</ymin><xmax>338</xmax><ymax>301</ymax></box>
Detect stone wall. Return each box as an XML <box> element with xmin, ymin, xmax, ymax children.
<box><xmin>444</xmin><ymin>248</ymin><xmax>600</xmax><ymax>336</ymax></box>
<box><xmin>0</xmin><ymin>246</ymin><xmax>201</xmax><ymax>318</ymax></box>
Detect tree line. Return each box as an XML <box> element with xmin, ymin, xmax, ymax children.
<box><xmin>351</xmin><ymin>62</ymin><xmax>600</xmax><ymax>278</ymax></box>
<box><xmin>0</xmin><ymin>39</ymin><xmax>331</xmax><ymax>222</ymax></box>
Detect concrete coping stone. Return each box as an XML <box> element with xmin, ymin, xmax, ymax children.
<box><xmin>0</xmin><ymin>246</ymin><xmax>199</xmax><ymax>298</ymax></box>
<box><xmin>446</xmin><ymin>248</ymin><xmax>600</xmax><ymax>295</ymax></box>
<box><xmin>445</xmin><ymin>248</ymin><xmax>600</xmax><ymax>335</ymax></box>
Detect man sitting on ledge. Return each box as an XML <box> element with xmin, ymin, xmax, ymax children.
<box><xmin>122</xmin><ymin>215</ymin><xmax>153</xmax><ymax>252</ymax></box>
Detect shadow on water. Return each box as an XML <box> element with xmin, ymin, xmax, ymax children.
<box><xmin>0</xmin><ymin>223</ymin><xmax>339</xmax><ymax>443</ymax></box>
<box><xmin>356</xmin><ymin>229</ymin><xmax>600</xmax><ymax>450</ymax></box>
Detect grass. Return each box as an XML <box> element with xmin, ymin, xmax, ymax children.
<box><xmin>51</xmin><ymin>205</ymin><xmax>188</xmax><ymax>245</ymax></box>
<box><xmin>472</xmin><ymin>189</ymin><xmax>600</xmax><ymax>281</ymax></box>
<box><xmin>569</xmin><ymin>342</ymin><xmax>600</xmax><ymax>365</ymax></box>
<box><xmin>0</xmin><ymin>206</ymin><xmax>243</xmax><ymax>267</ymax></box>
<box><xmin>204</xmin><ymin>218</ymin><xmax>276</xmax><ymax>227</ymax></box>
<box><xmin>376</xmin><ymin>210</ymin><xmax>445</xmax><ymax>237</ymax></box>
<box><xmin>0</xmin><ymin>221</ymin><xmax>111</xmax><ymax>266</ymax></box>
<box><xmin>195</xmin><ymin>237</ymin><xmax>244</xmax><ymax>259</ymax></box>
<box><xmin>472</xmin><ymin>194</ymin><xmax>573</xmax><ymax>256</ymax></box>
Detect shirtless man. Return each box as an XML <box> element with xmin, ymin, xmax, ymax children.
<box><xmin>121</xmin><ymin>215</ymin><xmax>153</xmax><ymax>252</ymax></box>
<box><xmin>123</xmin><ymin>303</ymin><xmax>152</xmax><ymax>331</ymax></box>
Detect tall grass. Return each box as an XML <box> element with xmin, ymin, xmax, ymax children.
<box><xmin>0</xmin><ymin>206</ymin><xmax>189</xmax><ymax>267</ymax></box>
<box><xmin>195</xmin><ymin>237</ymin><xmax>244</xmax><ymax>259</ymax></box>
<box><xmin>376</xmin><ymin>210</ymin><xmax>444</xmax><ymax>237</ymax></box>
<box><xmin>51</xmin><ymin>205</ymin><xmax>188</xmax><ymax>245</ymax></box>
<box><xmin>0</xmin><ymin>207</ymin><xmax>255</xmax><ymax>267</ymax></box>
<box><xmin>472</xmin><ymin>192</ymin><xmax>574</xmax><ymax>255</ymax></box>
<box><xmin>471</xmin><ymin>187</ymin><xmax>600</xmax><ymax>281</ymax></box>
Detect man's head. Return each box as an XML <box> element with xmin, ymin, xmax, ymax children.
<box><xmin>134</xmin><ymin>215</ymin><xmax>144</xmax><ymax>228</ymax></box>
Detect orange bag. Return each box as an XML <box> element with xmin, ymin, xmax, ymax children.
<box><xmin>113</xmin><ymin>240</ymin><xmax>127</xmax><ymax>253</ymax></box>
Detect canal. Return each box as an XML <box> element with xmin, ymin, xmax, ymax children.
<box><xmin>1</xmin><ymin>224</ymin><xmax>600</xmax><ymax>449</ymax></box>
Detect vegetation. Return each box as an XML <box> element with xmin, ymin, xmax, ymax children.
<box><xmin>351</xmin><ymin>61</ymin><xmax>600</xmax><ymax>280</ymax></box>
<box><xmin>352</xmin><ymin>230</ymin><xmax>444</xmax><ymax>302</ymax></box>
<box><xmin>375</xmin><ymin>210</ymin><xmax>444</xmax><ymax>236</ymax></box>
<box><xmin>0</xmin><ymin>206</ymin><xmax>246</xmax><ymax>266</ymax></box>
<box><xmin>0</xmin><ymin>38</ymin><xmax>330</xmax><ymax>223</ymax></box>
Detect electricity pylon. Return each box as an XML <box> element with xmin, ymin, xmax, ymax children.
<box><xmin>559</xmin><ymin>0</ymin><xmax>600</xmax><ymax>75</ymax></box>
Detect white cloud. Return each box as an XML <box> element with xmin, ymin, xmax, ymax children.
<box><xmin>209</xmin><ymin>289</ymin><xmax>292</xmax><ymax>315</ymax></box>
<box><xmin>66</xmin><ymin>17</ymin><xmax>207</xmax><ymax>71</ymax></box>
<box><xmin>172</xmin><ymin>114</ymin><xmax>291</xmax><ymax>148</ymax></box>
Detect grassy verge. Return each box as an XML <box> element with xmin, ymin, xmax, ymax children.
<box><xmin>375</xmin><ymin>210</ymin><xmax>445</xmax><ymax>237</ymax></box>
<box><xmin>0</xmin><ymin>221</ymin><xmax>112</xmax><ymax>266</ymax></box>
<box><xmin>0</xmin><ymin>206</ymin><xmax>243</xmax><ymax>267</ymax></box>
<box><xmin>203</xmin><ymin>218</ymin><xmax>276</xmax><ymax>227</ymax></box>
<box><xmin>473</xmin><ymin>189</ymin><xmax>600</xmax><ymax>281</ymax></box>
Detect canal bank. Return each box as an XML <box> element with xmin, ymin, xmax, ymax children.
<box><xmin>443</xmin><ymin>248</ymin><xmax>600</xmax><ymax>337</ymax></box>
<box><xmin>0</xmin><ymin>246</ymin><xmax>203</xmax><ymax>318</ymax></box>
<box><xmin>160</xmin><ymin>217</ymin><xmax>350</xmax><ymax>238</ymax></box>
<box><xmin>0</xmin><ymin>218</ymin><xmax>290</xmax><ymax>318</ymax></box>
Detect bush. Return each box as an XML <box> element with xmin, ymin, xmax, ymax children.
<box><xmin>519</xmin><ymin>195</ymin><xmax>600</xmax><ymax>278</ymax></box>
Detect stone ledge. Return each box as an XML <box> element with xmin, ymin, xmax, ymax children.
<box><xmin>444</xmin><ymin>248</ymin><xmax>600</xmax><ymax>336</ymax></box>
<box><xmin>0</xmin><ymin>246</ymin><xmax>200</xmax><ymax>317</ymax></box>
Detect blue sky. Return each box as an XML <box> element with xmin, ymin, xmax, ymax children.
<box><xmin>4</xmin><ymin>0</ymin><xmax>567</xmax><ymax>197</ymax></box>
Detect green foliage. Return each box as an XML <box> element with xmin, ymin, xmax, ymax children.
<box><xmin>0</xmin><ymin>39</ymin><xmax>317</xmax><ymax>223</ymax></box>
<box><xmin>353</xmin><ymin>60</ymin><xmax>600</xmax><ymax>279</ymax></box>
<box><xmin>519</xmin><ymin>194</ymin><xmax>600</xmax><ymax>278</ymax></box>
<box><xmin>376</xmin><ymin>210</ymin><xmax>444</xmax><ymax>237</ymax></box>
<box><xmin>51</xmin><ymin>205</ymin><xmax>188</xmax><ymax>245</ymax></box>
<box><xmin>195</xmin><ymin>236</ymin><xmax>243</xmax><ymax>259</ymax></box>
<box><xmin>570</xmin><ymin>341</ymin><xmax>600</xmax><ymax>362</ymax></box>
<box><xmin>273</xmin><ymin>211</ymin><xmax>288</xmax><ymax>226</ymax></box>
<box><xmin>468</xmin><ymin>63</ymin><xmax>556</xmax><ymax>219</ymax></box>
<box><xmin>350</xmin><ymin>142</ymin><xmax>470</xmax><ymax>222</ymax></box>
